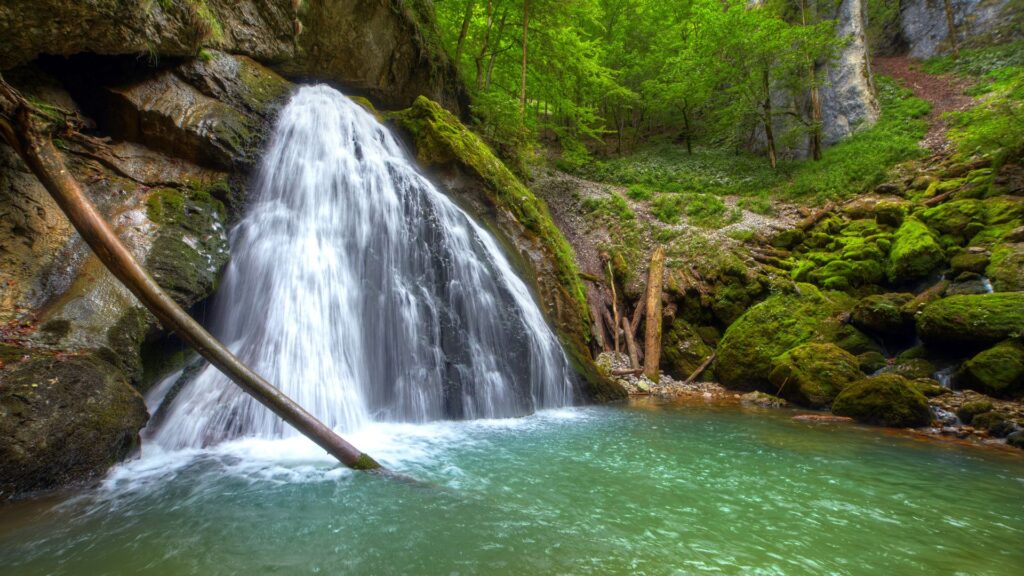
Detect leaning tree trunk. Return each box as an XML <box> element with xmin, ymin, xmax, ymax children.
<box><xmin>0</xmin><ymin>78</ymin><xmax>381</xmax><ymax>472</ymax></box>
<box><xmin>642</xmin><ymin>246</ymin><xmax>665</xmax><ymax>382</ymax></box>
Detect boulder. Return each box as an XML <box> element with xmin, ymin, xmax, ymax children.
<box><xmin>831</xmin><ymin>374</ymin><xmax>933</xmax><ymax>427</ymax></box>
<box><xmin>887</xmin><ymin>218</ymin><xmax>945</xmax><ymax>285</ymax></box>
<box><xmin>851</xmin><ymin>292</ymin><xmax>915</xmax><ymax>336</ymax></box>
<box><xmin>959</xmin><ymin>340</ymin><xmax>1024</xmax><ymax>399</ymax></box>
<box><xmin>661</xmin><ymin>319</ymin><xmax>715</xmax><ymax>381</ymax></box>
<box><xmin>0</xmin><ymin>356</ymin><xmax>148</xmax><ymax>498</ymax></box>
<box><xmin>918</xmin><ymin>293</ymin><xmax>1024</xmax><ymax>348</ymax></box>
<box><xmin>956</xmin><ymin>399</ymin><xmax>994</xmax><ymax>424</ymax></box>
<box><xmin>900</xmin><ymin>0</ymin><xmax>1015</xmax><ymax>59</ymax></box>
<box><xmin>769</xmin><ymin>343</ymin><xmax>864</xmax><ymax>408</ymax></box>
<box><xmin>986</xmin><ymin>243</ymin><xmax>1024</xmax><ymax>292</ymax></box>
<box><xmin>888</xmin><ymin>357</ymin><xmax>937</xmax><ymax>380</ymax></box>
<box><xmin>715</xmin><ymin>284</ymin><xmax>852</xmax><ymax>391</ymax></box>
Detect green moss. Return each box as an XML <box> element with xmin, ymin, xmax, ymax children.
<box><xmin>769</xmin><ymin>343</ymin><xmax>864</xmax><ymax>408</ymax></box>
<box><xmin>715</xmin><ymin>284</ymin><xmax>853</xmax><ymax>391</ymax></box>
<box><xmin>857</xmin><ymin>351</ymin><xmax>888</xmax><ymax>373</ymax></box>
<box><xmin>918</xmin><ymin>293</ymin><xmax>1024</xmax><ymax>348</ymax></box>
<box><xmin>146</xmin><ymin>188</ymin><xmax>186</xmax><ymax>225</ymax></box>
<box><xmin>831</xmin><ymin>374</ymin><xmax>933</xmax><ymax>427</ymax></box>
<box><xmin>950</xmin><ymin>252</ymin><xmax>991</xmax><ymax>275</ymax></box>
<box><xmin>661</xmin><ymin>319</ymin><xmax>715</xmax><ymax>381</ymax></box>
<box><xmin>960</xmin><ymin>340</ymin><xmax>1024</xmax><ymax>399</ymax></box>
<box><xmin>908</xmin><ymin>378</ymin><xmax>949</xmax><ymax>398</ymax></box>
<box><xmin>887</xmin><ymin>218</ymin><xmax>945</xmax><ymax>284</ymax></box>
<box><xmin>918</xmin><ymin>200</ymin><xmax>984</xmax><ymax>244</ymax></box>
<box><xmin>957</xmin><ymin>400</ymin><xmax>995</xmax><ymax>424</ymax></box>
<box><xmin>851</xmin><ymin>293</ymin><xmax>914</xmax><ymax>336</ymax></box>
<box><xmin>987</xmin><ymin>243</ymin><xmax>1024</xmax><ymax>292</ymax></box>
<box><xmin>888</xmin><ymin>358</ymin><xmax>936</xmax><ymax>380</ymax></box>
<box><xmin>351</xmin><ymin>452</ymin><xmax>382</xmax><ymax>470</ymax></box>
<box><xmin>97</xmin><ymin>307</ymin><xmax>151</xmax><ymax>385</ymax></box>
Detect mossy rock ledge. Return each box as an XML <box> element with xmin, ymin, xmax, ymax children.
<box><xmin>387</xmin><ymin>96</ymin><xmax>624</xmax><ymax>402</ymax></box>
<box><xmin>0</xmin><ymin>356</ymin><xmax>148</xmax><ymax>498</ymax></box>
<box><xmin>831</xmin><ymin>374</ymin><xmax>933</xmax><ymax>428</ymax></box>
<box><xmin>917</xmin><ymin>293</ymin><xmax>1024</xmax><ymax>349</ymax></box>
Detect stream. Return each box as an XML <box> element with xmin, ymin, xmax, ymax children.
<box><xmin>2</xmin><ymin>401</ymin><xmax>1023</xmax><ymax>575</ymax></box>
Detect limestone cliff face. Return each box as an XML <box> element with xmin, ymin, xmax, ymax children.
<box><xmin>820</xmin><ymin>0</ymin><xmax>879</xmax><ymax>146</ymax></box>
<box><xmin>0</xmin><ymin>0</ymin><xmax>468</xmax><ymax>115</ymax></box>
<box><xmin>900</xmin><ymin>0</ymin><xmax>1017</xmax><ymax>59</ymax></box>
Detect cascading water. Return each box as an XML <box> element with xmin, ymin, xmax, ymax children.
<box><xmin>149</xmin><ymin>85</ymin><xmax>574</xmax><ymax>450</ymax></box>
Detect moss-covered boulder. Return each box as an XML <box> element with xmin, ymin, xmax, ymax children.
<box><xmin>971</xmin><ymin>411</ymin><xmax>1016</xmax><ymax>437</ymax></box>
<box><xmin>887</xmin><ymin>218</ymin><xmax>945</xmax><ymax>285</ymax></box>
<box><xmin>851</xmin><ymin>293</ymin><xmax>915</xmax><ymax>336</ymax></box>
<box><xmin>918</xmin><ymin>293</ymin><xmax>1024</xmax><ymax>348</ymax></box>
<box><xmin>959</xmin><ymin>340</ymin><xmax>1024</xmax><ymax>399</ymax></box>
<box><xmin>956</xmin><ymin>400</ymin><xmax>994</xmax><ymax>424</ymax></box>
<box><xmin>857</xmin><ymin>351</ymin><xmax>888</xmax><ymax>373</ymax></box>
<box><xmin>769</xmin><ymin>343</ymin><xmax>863</xmax><ymax>408</ymax></box>
<box><xmin>986</xmin><ymin>243</ymin><xmax>1024</xmax><ymax>292</ymax></box>
<box><xmin>715</xmin><ymin>284</ymin><xmax>852</xmax><ymax>391</ymax></box>
<box><xmin>661</xmin><ymin>319</ymin><xmax>715</xmax><ymax>381</ymax></box>
<box><xmin>918</xmin><ymin>200</ymin><xmax>984</xmax><ymax>245</ymax></box>
<box><xmin>0</xmin><ymin>355</ymin><xmax>148</xmax><ymax>498</ymax></box>
<box><xmin>831</xmin><ymin>374</ymin><xmax>933</xmax><ymax>427</ymax></box>
<box><xmin>949</xmin><ymin>251</ymin><xmax>990</xmax><ymax>275</ymax></box>
<box><xmin>388</xmin><ymin>96</ymin><xmax>623</xmax><ymax>401</ymax></box>
<box><xmin>888</xmin><ymin>357</ymin><xmax>936</xmax><ymax>380</ymax></box>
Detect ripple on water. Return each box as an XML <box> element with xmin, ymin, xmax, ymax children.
<box><xmin>1</xmin><ymin>405</ymin><xmax>1023</xmax><ymax>576</ymax></box>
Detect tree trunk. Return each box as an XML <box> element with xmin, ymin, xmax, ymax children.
<box><xmin>943</xmin><ymin>0</ymin><xmax>960</xmax><ymax>57</ymax></box>
<box><xmin>642</xmin><ymin>246</ymin><xmax>665</xmax><ymax>382</ymax></box>
<box><xmin>474</xmin><ymin>0</ymin><xmax>495</xmax><ymax>91</ymax></box>
<box><xmin>762</xmin><ymin>67</ymin><xmax>777</xmax><ymax>170</ymax></box>
<box><xmin>801</xmin><ymin>0</ymin><xmax>823</xmax><ymax>161</ymax></box>
<box><xmin>682</xmin><ymin>105</ymin><xmax>693</xmax><ymax>155</ymax></box>
<box><xmin>621</xmin><ymin>315</ymin><xmax>640</xmax><ymax>370</ymax></box>
<box><xmin>0</xmin><ymin>78</ymin><xmax>381</xmax><ymax>472</ymax></box>
<box><xmin>520</xmin><ymin>0</ymin><xmax>530</xmax><ymax>110</ymax></box>
<box><xmin>485</xmin><ymin>9</ymin><xmax>508</xmax><ymax>91</ymax></box>
<box><xmin>455</xmin><ymin>0</ymin><xmax>475</xmax><ymax>63</ymax></box>
<box><xmin>607</xmin><ymin>261</ymin><xmax>620</xmax><ymax>354</ymax></box>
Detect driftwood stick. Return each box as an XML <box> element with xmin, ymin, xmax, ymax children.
<box><xmin>642</xmin><ymin>246</ymin><xmax>665</xmax><ymax>382</ymax></box>
<box><xmin>621</xmin><ymin>315</ymin><xmax>640</xmax><ymax>369</ymax></box>
<box><xmin>629</xmin><ymin>297</ymin><xmax>646</xmax><ymax>335</ymax></box>
<box><xmin>0</xmin><ymin>77</ymin><xmax>381</xmax><ymax>472</ymax></box>
<box><xmin>611</xmin><ymin>368</ymin><xmax>643</xmax><ymax>376</ymax></box>
<box><xmin>683</xmin><ymin>353</ymin><xmax>715</xmax><ymax>385</ymax></box>
<box><xmin>607</xmin><ymin>261</ymin><xmax>620</xmax><ymax>354</ymax></box>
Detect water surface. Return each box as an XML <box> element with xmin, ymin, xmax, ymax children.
<box><xmin>2</xmin><ymin>403</ymin><xmax>1022</xmax><ymax>575</ymax></box>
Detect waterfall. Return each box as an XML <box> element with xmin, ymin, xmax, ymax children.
<box><xmin>149</xmin><ymin>86</ymin><xmax>574</xmax><ymax>450</ymax></box>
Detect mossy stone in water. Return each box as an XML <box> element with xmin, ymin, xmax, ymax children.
<box><xmin>857</xmin><ymin>351</ymin><xmax>888</xmax><ymax>373</ymax></box>
<box><xmin>971</xmin><ymin>411</ymin><xmax>1015</xmax><ymax>437</ymax></box>
<box><xmin>0</xmin><ymin>355</ymin><xmax>148</xmax><ymax>497</ymax></box>
<box><xmin>887</xmin><ymin>218</ymin><xmax>945</xmax><ymax>285</ymax></box>
<box><xmin>959</xmin><ymin>340</ymin><xmax>1024</xmax><ymax>399</ymax></box>
<box><xmin>889</xmin><ymin>358</ymin><xmax>936</xmax><ymax>380</ymax></box>
<box><xmin>831</xmin><ymin>374</ymin><xmax>933</xmax><ymax>428</ymax></box>
<box><xmin>769</xmin><ymin>343</ymin><xmax>864</xmax><ymax>408</ymax></box>
<box><xmin>949</xmin><ymin>252</ymin><xmax>990</xmax><ymax>275</ymax></box>
<box><xmin>715</xmin><ymin>284</ymin><xmax>852</xmax><ymax>391</ymax></box>
<box><xmin>851</xmin><ymin>293</ymin><xmax>915</xmax><ymax>336</ymax></box>
<box><xmin>917</xmin><ymin>293</ymin><xmax>1024</xmax><ymax>349</ymax></box>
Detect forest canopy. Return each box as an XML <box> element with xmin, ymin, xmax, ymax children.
<box><xmin>433</xmin><ymin>0</ymin><xmax>848</xmax><ymax>168</ymax></box>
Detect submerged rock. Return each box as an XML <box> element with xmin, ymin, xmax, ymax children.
<box><xmin>831</xmin><ymin>374</ymin><xmax>933</xmax><ymax>428</ymax></box>
<box><xmin>0</xmin><ymin>356</ymin><xmax>148</xmax><ymax>498</ymax></box>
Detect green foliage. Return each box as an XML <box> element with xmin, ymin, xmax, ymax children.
<box><xmin>583</xmin><ymin>191</ymin><xmax>635</xmax><ymax>221</ymax></box>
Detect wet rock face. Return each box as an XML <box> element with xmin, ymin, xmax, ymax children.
<box><xmin>0</xmin><ymin>1</ymin><xmax>467</xmax><ymax>116</ymax></box>
<box><xmin>0</xmin><ymin>355</ymin><xmax>148</xmax><ymax>498</ymax></box>
<box><xmin>900</xmin><ymin>0</ymin><xmax>1013</xmax><ymax>59</ymax></box>
<box><xmin>0</xmin><ymin>0</ymin><xmax>295</xmax><ymax>71</ymax></box>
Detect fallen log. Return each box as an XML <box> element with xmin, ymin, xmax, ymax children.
<box><xmin>643</xmin><ymin>246</ymin><xmax>665</xmax><ymax>382</ymax></box>
<box><xmin>0</xmin><ymin>77</ymin><xmax>381</xmax><ymax>472</ymax></box>
<box><xmin>610</xmin><ymin>368</ymin><xmax>643</xmax><ymax>376</ymax></box>
<box><xmin>621</xmin><ymin>315</ymin><xmax>640</xmax><ymax>370</ymax></box>
<box><xmin>607</xmin><ymin>261</ymin><xmax>620</xmax><ymax>354</ymax></box>
<box><xmin>683</xmin><ymin>353</ymin><xmax>715</xmax><ymax>385</ymax></box>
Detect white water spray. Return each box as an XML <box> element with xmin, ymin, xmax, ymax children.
<box><xmin>150</xmin><ymin>86</ymin><xmax>573</xmax><ymax>450</ymax></box>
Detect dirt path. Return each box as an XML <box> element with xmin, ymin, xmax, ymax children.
<box><xmin>874</xmin><ymin>56</ymin><xmax>975</xmax><ymax>152</ymax></box>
